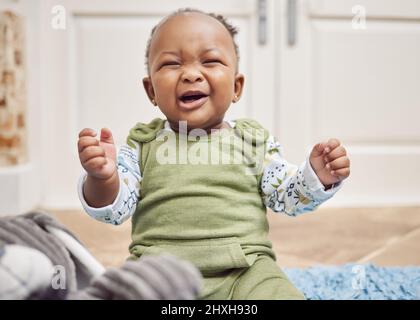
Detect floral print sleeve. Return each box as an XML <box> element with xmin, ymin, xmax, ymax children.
<box><xmin>261</xmin><ymin>136</ymin><xmax>342</xmax><ymax>216</ymax></box>
<box><xmin>77</xmin><ymin>140</ymin><xmax>142</xmax><ymax>225</ymax></box>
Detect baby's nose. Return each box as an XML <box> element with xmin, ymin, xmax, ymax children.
<box><xmin>181</xmin><ymin>66</ymin><xmax>203</xmax><ymax>83</ymax></box>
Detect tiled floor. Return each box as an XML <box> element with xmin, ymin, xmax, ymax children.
<box><xmin>48</xmin><ymin>206</ymin><xmax>420</xmax><ymax>268</ymax></box>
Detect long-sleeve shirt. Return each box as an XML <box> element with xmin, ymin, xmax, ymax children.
<box><xmin>78</xmin><ymin>120</ymin><xmax>341</xmax><ymax>225</ymax></box>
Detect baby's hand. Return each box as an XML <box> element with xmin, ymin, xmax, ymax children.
<box><xmin>78</xmin><ymin>128</ymin><xmax>117</xmax><ymax>180</ymax></box>
<box><xmin>309</xmin><ymin>138</ymin><xmax>350</xmax><ymax>188</ymax></box>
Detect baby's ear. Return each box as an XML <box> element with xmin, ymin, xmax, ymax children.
<box><xmin>142</xmin><ymin>77</ymin><xmax>156</xmax><ymax>105</ymax></box>
<box><xmin>233</xmin><ymin>73</ymin><xmax>245</xmax><ymax>103</ymax></box>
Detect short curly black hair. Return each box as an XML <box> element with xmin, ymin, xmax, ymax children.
<box><xmin>145</xmin><ymin>8</ymin><xmax>240</xmax><ymax>74</ymax></box>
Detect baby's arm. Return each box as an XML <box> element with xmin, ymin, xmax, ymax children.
<box><xmin>78</xmin><ymin>128</ymin><xmax>141</xmax><ymax>225</ymax></box>
<box><xmin>261</xmin><ymin>136</ymin><xmax>342</xmax><ymax>216</ymax></box>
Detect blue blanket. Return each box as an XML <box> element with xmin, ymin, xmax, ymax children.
<box><xmin>284</xmin><ymin>264</ymin><xmax>420</xmax><ymax>300</ymax></box>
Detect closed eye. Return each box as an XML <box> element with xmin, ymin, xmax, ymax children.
<box><xmin>203</xmin><ymin>59</ymin><xmax>223</xmax><ymax>65</ymax></box>
<box><xmin>160</xmin><ymin>61</ymin><xmax>180</xmax><ymax>68</ymax></box>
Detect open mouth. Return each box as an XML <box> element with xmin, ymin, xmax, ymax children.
<box><xmin>178</xmin><ymin>91</ymin><xmax>209</xmax><ymax>110</ymax></box>
<box><xmin>180</xmin><ymin>93</ymin><xmax>207</xmax><ymax>103</ymax></box>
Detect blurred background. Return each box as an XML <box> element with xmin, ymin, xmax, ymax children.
<box><xmin>0</xmin><ymin>0</ymin><xmax>419</xmax><ymax>269</ymax></box>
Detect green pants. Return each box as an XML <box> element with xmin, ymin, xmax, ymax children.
<box><xmin>130</xmin><ymin>248</ymin><xmax>305</xmax><ymax>300</ymax></box>
<box><xmin>200</xmin><ymin>255</ymin><xmax>305</xmax><ymax>300</ymax></box>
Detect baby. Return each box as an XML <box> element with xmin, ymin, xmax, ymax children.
<box><xmin>77</xmin><ymin>8</ymin><xmax>350</xmax><ymax>300</ymax></box>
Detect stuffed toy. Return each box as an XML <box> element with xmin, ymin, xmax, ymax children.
<box><xmin>0</xmin><ymin>211</ymin><xmax>202</xmax><ymax>300</ymax></box>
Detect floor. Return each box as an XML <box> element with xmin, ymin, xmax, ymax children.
<box><xmin>47</xmin><ymin>206</ymin><xmax>420</xmax><ymax>269</ymax></box>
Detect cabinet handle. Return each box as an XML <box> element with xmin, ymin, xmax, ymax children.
<box><xmin>287</xmin><ymin>0</ymin><xmax>297</xmax><ymax>46</ymax></box>
<box><xmin>258</xmin><ymin>0</ymin><xmax>267</xmax><ymax>45</ymax></box>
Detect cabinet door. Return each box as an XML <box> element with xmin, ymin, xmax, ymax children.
<box><xmin>40</xmin><ymin>0</ymin><xmax>276</xmax><ymax>207</ymax></box>
<box><xmin>277</xmin><ymin>0</ymin><xmax>420</xmax><ymax>206</ymax></box>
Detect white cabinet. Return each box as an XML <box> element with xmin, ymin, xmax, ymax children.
<box><xmin>277</xmin><ymin>0</ymin><xmax>420</xmax><ymax>206</ymax></box>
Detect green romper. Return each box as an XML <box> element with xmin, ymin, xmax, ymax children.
<box><xmin>127</xmin><ymin>118</ymin><xmax>304</xmax><ymax>300</ymax></box>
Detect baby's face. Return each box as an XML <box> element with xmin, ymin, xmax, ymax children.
<box><xmin>143</xmin><ymin>12</ymin><xmax>244</xmax><ymax>132</ymax></box>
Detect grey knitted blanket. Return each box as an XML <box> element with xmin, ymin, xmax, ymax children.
<box><xmin>0</xmin><ymin>211</ymin><xmax>202</xmax><ymax>300</ymax></box>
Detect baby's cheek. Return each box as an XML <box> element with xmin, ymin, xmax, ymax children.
<box><xmin>212</xmin><ymin>73</ymin><xmax>235</xmax><ymax>97</ymax></box>
<box><xmin>211</xmin><ymin>69</ymin><xmax>234</xmax><ymax>84</ymax></box>
<box><xmin>154</xmin><ymin>83</ymin><xmax>175</xmax><ymax>102</ymax></box>
<box><xmin>153</xmin><ymin>72</ymin><xmax>176</xmax><ymax>90</ymax></box>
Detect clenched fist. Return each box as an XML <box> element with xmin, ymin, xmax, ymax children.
<box><xmin>78</xmin><ymin>128</ymin><xmax>117</xmax><ymax>180</ymax></box>
<box><xmin>309</xmin><ymin>138</ymin><xmax>350</xmax><ymax>187</ymax></box>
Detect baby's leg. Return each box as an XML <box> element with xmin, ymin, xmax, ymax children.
<box><xmin>231</xmin><ymin>255</ymin><xmax>305</xmax><ymax>300</ymax></box>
